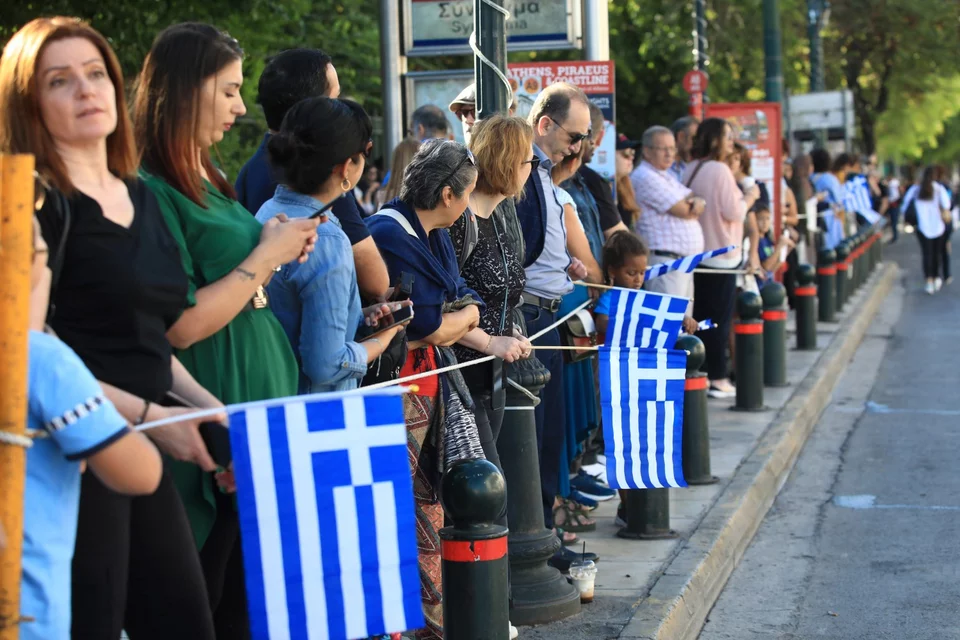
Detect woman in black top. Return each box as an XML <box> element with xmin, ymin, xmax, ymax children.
<box><xmin>1</xmin><ymin>18</ymin><xmax>220</xmax><ymax>637</ymax></box>
<box><xmin>449</xmin><ymin>115</ymin><xmax>535</xmax><ymax>476</ymax></box>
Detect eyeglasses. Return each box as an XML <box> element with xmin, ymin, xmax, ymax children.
<box><xmin>549</xmin><ymin>116</ymin><xmax>591</xmax><ymax>146</ymax></box>
<box><xmin>619</xmin><ymin>149</ymin><xmax>637</xmax><ymax>158</ymax></box>
<box><xmin>522</xmin><ymin>156</ymin><xmax>541</xmax><ymax>172</ymax></box>
<box><xmin>433</xmin><ymin>145</ymin><xmax>477</xmax><ymax>201</ymax></box>
<box><xmin>647</xmin><ymin>146</ymin><xmax>677</xmax><ymax>154</ymax></box>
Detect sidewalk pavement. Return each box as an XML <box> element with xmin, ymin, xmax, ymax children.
<box><xmin>521</xmin><ymin>262</ymin><xmax>899</xmax><ymax>640</ymax></box>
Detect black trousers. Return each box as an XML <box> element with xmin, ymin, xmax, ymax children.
<box><xmin>71</xmin><ymin>467</ymin><xmax>216</xmax><ymax>640</ymax></box>
<box><xmin>941</xmin><ymin>225</ymin><xmax>953</xmax><ymax>280</ymax></box>
<box><xmin>917</xmin><ymin>230</ymin><xmax>946</xmax><ymax>280</ymax></box>
<box><xmin>200</xmin><ymin>484</ymin><xmax>250</xmax><ymax>639</ymax></box>
<box><xmin>693</xmin><ymin>271</ymin><xmax>738</xmax><ymax>381</ymax></box>
<box><xmin>522</xmin><ymin>304</ymin><xmax>565</xmax><ymax>529</ymax></box>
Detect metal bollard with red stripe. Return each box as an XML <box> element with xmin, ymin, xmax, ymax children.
<box><xmin>795</xmin><ymin>264</ymin><xmax>818</xmax><ymax>350</ymax></box>
<box><xmin>761</xmin><ymin>281</ymin><xmax>789</xmax><ymax>387</ymax></box>
<box><xmin>675</xmin><ymin>335</ymin><xmax>717</xmax><ymax>485</ymax></box>
<box><xmin>440</xmin><ymin>459</ymin><xmax>510</xmax><ymax>640</ymax></box>
<box><xmin>733</xmin><ymin>291</ymin><xmax>765</xmax><ymax>411</ymax></box>
<box><xmin>834</xmin><ymin>242</ymin><xmax>850</xmax><ymax>313</ymax></box>
<box><xmin>817</xmin><ymin>249</ymin><xmax>836</xmax><ymax>322</ymax></box>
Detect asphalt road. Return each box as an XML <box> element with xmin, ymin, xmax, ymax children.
<box><xmin>700</xmin><ymin>237</ymin><xmax>960</xmax><ymax>640</ymax></box>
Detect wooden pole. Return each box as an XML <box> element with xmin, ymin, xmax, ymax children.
<box><xmin>0</xmin><ymin>154</ymin><xmax>34</xmax><ymax>638</ymax></box>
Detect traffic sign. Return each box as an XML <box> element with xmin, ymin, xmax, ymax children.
<box><xmin>683</xmin><ymin>70</ymin><xmax>709</xmax><ymax>95</ymax></box>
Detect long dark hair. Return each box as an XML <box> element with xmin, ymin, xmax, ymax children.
<box><xmin>267</xmin><ymin>97</ymin><xmax>372</xmax><ymax>195</ymax></box>
<box><xmin>919</xmin><ymin>166</ymin><xmax>936</xmax><ymax>201</ymax></box>
<box><xmin>134</xmin><ymin>22</ymin><xmax>243</xmax><ymax>207</ymax></box>
<box><xmin>690</xmin><ymin>117</ymin><xmax>730</xmax><ymax>162</ymax></box>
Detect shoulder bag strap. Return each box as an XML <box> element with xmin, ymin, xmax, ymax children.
<box><xmin>373</xmin><ymin>208</ymin><xmax>418</xmax><ymax>239</ymax></box>
<box><xmin>685</xmin><ymin>160</ymin><xmax>706</xmax><ymax>189</ymax></box>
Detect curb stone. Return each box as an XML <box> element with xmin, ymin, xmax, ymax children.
<box><xmin>619</xmin><ymin>263</ymin><xmax>899</xmax><ymax>640</ymax></box>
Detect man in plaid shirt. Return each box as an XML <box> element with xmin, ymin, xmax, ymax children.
<box><xmin>631</xmin><ymin>125</ymin><xmax>706</xmax><ymax>311</ymax></box>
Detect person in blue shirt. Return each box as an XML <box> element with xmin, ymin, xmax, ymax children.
<box><xmin>752</xmin><ymin>204</ymin><xmax>795</xmax><ymax>287</ymax></box>
<box><xmin>22</xmin><ymin>218</ymin><xmax>163</xmax><ymax>640</ymax></box>
<box><xmin>235</xmin><ymin>48</ymin><xmax>389</xmax><ymax>300</ymax></box>
<box><xmin>255</xmin><ymin>97</ymin><xmax>407</xmax><ymax>393</ymax></box>
<box><xmin>811</xmin><ymin>149</ymin><xmax>851</xmax><ymax>250</ymax></box>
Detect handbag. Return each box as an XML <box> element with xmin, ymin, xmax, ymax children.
<box><xmin>903</xmin><ymin>198</ymin><xmax>918</xmax><ymax>227</ymax></box>
<box><xmin>360</xmin><ymin>327</ymin><xmax>408</xmax><ymax>386</ymax></box>
<box><xmin>558</xmin><ymin>307</ymin><xmax>598</xmax><ymax>363</ymax></box>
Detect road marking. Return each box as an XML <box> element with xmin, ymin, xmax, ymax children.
<box><xmin>831</xmin><ymin>401</ymin><xmax>960</xmax><ymax>416</ymax></box>
<box><xmin>833</xmin><ymin>494</ymin><xmax>960</xmax><ymax>511</ymax></box>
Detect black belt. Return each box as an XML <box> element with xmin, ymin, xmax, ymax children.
<box><xmin>653</xmin><ymin>250</ymin><xmax>684</xmax><ymax>260</ymax></box>
<box><xmin>521</xmin><ymin>292</ymin><xmax>562</xmax><ymax>313</ymax></box>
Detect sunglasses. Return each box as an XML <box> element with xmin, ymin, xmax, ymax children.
<box><xmin>457</xmin><ymin>107</ymin><xmax>477</xmax><ymax>121</ymax></box>
<box><xmin>432</xmin><ymin>143</ymin><xmax>477</xmax><ymax>200</ymax></box>
<box><xmin>522</xmin><ymin>156</ymin><xmax>541</xmax><ymax>172</ymax></box>
<box><xmin>549</xmin><ymin>116</ymin><xmax>591</xmax><ymax>146</ymax></box>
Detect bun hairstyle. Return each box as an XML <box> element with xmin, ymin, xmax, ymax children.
<box><xmin>267</xmin><ymin>97</ymin><xmax>372</xmax><ymax>196</ymax></box>
<box><xmin>602</xmin><ymin>230</ymin><xmax>648</xmax><ymax>285</ymax></box>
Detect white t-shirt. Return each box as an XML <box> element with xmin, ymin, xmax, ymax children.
<box><xmin>903</xmin><ymin>183</ymin><xmax>951</xmax><ymax>238</ymax></box>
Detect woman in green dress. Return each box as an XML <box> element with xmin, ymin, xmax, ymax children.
<box><xmin>133</xmin><ymin>22</ymin><xmax>319</xmax><ymax>637</ymax></box>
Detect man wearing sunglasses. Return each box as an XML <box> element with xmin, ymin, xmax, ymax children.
<box><xmin>514</xmin><ymin>82</ymin><xmax>597</xmax><ymax>568</ymax></box>
<box><xmin>448</xmin><ymin>83</ymin><xmax>518</xmax><ymax>144</ymax></box>
<box><xmin>235</xmin><ymin>48</ymin><xmax>390</xmax><ymax>301</ymax></box>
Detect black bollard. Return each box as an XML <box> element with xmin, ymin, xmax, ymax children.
<box><xmin>441</xmin><ymin>459</ymin><xmax>510</xmax><ymax>640</ymax></box>
<box><xmin>761</xmin><ymin>281</ymin><xmax>789</xmax><ymax>387</ymax></box>
<box><xmin>676</xmin><ymin>335</ymin><xmax>717</xmax><ymax>485</ymax></box>
<box><xmin>854</xmin><ymin>234</ymin><xmax>865</xmax><ymax>289</ymax></box>
<box><xmin>817</xmin><ymin>249</ymin><xmax>837</xmax><ymax>322</ymax></box>
<box><xmin>795</xmin><ymin>264</ymin><xmax>818</xmax><ymax>351</ymax></box>
<box><xmin>733</xmin><ymin>291</ymin><xmax>766</xmax><ymax>411</ymax></box>
<box><xmin>617</xmin><ymin>488</ymin><xmax>677</xmax><ymax>540</ymax></box>
<box><xmin>497</xmin><ymin>358</ymin><xmax>580</xmax><ymax>626</ymax></box>
<box><xmin>834</xmin><ymin>242</ymin><xmax>850</xmax><ymax>312</ymax></box>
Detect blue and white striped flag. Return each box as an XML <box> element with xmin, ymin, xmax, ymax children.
<box><xmin>605</xmin><ymin>288</ymin><xmax>689</xmax><ymax>349</ymax></box>
<box><xmin>229</xmin><ymin>391</ymin><xmax>423</xmax><ymax>640</ymax></box>
<box><xmin>599</xmin><ymin>348</ymin><xmax>688</xmax><ymax>489</ymax></box>
<box><xmin>644</xmin><ymin>246</ymin><xmax>737</xmax><ymax>281</ymax></box>
<box><xmin>844</xmin><ymin>175</ymin><xmax>882</xmax><ymax>224</ymax></box>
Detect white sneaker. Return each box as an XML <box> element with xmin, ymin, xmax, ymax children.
<box><xmin>509</xmin><ymin>622</ymin><xmax>519</xmax><ymax>639</ymax></box>
<box><xmin>925</xmin><ymin>281</ymin><xmax>936</xmax><ymax>295</ymax></box>
<box><xmin>935</xmin><ymin>277</ymin><xmax>943</xmax><ymax>291</ymax></box>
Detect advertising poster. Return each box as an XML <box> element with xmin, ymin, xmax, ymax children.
<box><xmin>508</xmin><ymin>61</ymin><xmax>617</xmax><ymax>182</ymax></box>
<box><xmin>706</xmin><ymin>102</ymin><xmax>783</xmax><ymax>236</ymax></box>
<box><xmin>406</xmin><ymin>62</ymin><xmax>617</xmax><ymax>181</ymax></box>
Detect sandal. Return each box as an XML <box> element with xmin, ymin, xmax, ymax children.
<box><xmin>555</xmin><ymin>527</ymin><xmax>579</xmax><ymax>546</ymax></box>
<box><xmin>553</xmin><ymin>501</ymin><xmax>597</xmax><ymax>533</ymax></box>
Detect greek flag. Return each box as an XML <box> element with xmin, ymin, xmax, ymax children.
<box><xmin>844</xmin><ymin>175</ymin><xmax>881</xmax><ymax>224</ymax></box>
<box><xmin>229</xmin><ymin>391</ymin><xmax>423</xmax><ymax>640</ymax></box>
<box><xmin>644</xmin><ymin>246</ymin><xmax>737</xmax><ymax>281</ymax></box>
<box><xmin>681</xmin><ymin>319</ymin><xmax>715</xmax><ymax>335</ymax></box>
<box><xmin>604</xmin><ymin>288</ymin><xmax>689</xmax><ymax>349</ymax></box>
<box><xmin>599</xmin><ymin>348</ymin><xmax>688</xmax><ymax>489</ymax></box>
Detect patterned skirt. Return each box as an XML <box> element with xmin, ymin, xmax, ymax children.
<box><xmin>401</xmin><ymin>348</ymin><xmax>444</xmax><ymax>640</ymax></box>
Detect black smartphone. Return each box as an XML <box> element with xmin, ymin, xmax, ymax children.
<box><xmin>355</xmin><ymin>305</ymin><xmax>415</xmax><ymax>341</ymax></box>
<box><xmin>310</xmin><ymin>197</ymin><xmax>341</xmax><ymax>220</ymax></box>
<box><xmin>164</xmin><ymin>392</ymin><xmax>232</xmax><ymax>468</ymax></box>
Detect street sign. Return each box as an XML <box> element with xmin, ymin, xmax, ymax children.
<box><xmin>403</xmin><ymin>0</ymin><xmax>581</xmax><ymax>57</ymax></box>
<box><xmin>682</xmin><ymin>70</ymin><xmax>709</xmax><ymax>94</ymax></box>
<box><xmin>786</xmin><ymin>90</ymin><xmax>855</xmax><ymax>140</ymax></box>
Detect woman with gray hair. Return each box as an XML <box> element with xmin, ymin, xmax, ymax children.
<box><xmin>367</xmin><ymin>138</ymin><xmax>486</xmax><ymax>639</ymax></box>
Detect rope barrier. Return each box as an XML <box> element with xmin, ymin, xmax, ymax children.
<box><xmin>0</xmin><ymin>431</ymin><xmax>33</xmax><ymax>448</ymax></box>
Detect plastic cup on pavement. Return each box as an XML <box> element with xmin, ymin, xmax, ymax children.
<box><xmin>568</xmin><ymin>560</ymin><xmax>597</xmax><ymax>603</ymax></box>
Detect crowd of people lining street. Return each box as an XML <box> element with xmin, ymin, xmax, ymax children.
<box><xmin>1</xmin><ymin>16</ymin><xmax>956</xmax><ymax>640</ymax></box>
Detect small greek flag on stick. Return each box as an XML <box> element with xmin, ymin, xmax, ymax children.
<box><xmin>644</xmin><ymin>246</ymin><xmax>737</xmax><ymax>281</ymax></box>
<box><xmin>229</xmin><ymin>391</ymin><xmax>423</xmax><ymax>640</ymax></box>
<box><xmin>681</xmin><ymin>319</ymin><xmax>715</xmax><ymax>335</ymax></box>
<box><xmin>599</xmin><ymin>348</ymin><xmax>688</xmax><ymax>489</ymax></box>
<box><xmin>605</xmin><ymin>289</ymin><xmax>689</xmax><ymax>349</ymax></box>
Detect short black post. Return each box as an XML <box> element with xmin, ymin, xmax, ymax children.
<box><xmin>761</xmin><ymin>281</ymin><xmax>788</xmax><ymax>387</ymax></box>
<box><xmin>835</xmin><ymin>242</ymin><xmax>850</xmax><ymax>312</ymax></box>
<box><xmin>854</xmin><ymin>234</ymin><xmax>864</xmax><ymax>289</ymax></box>
<box><xmin>795</xmin><ymin>264</ymin><xmax>818</xmax><ymax>351</ymax></box>
<box><xmin>499</xmin><ymin>359</ymin><xmax>580</xmax><ymax>625</ymax></box>
<box><xmin>733</xmin><ymin>291</ymin><xmax>765</xmax><ymax>411</ymax></box>
<box><xmin>617</xmin><ymin>487</ymin><xmax>677</xmax><ymax>540</ymax></box>
<box><xmin>817</xmin><ymin>249</ymin><xmax>836</xmax><ymax>322</ymax></box>
<box><xmin>441</xmin><ymin>459</ymin><xmax>510</xmax><ymax>640</ymax></box>
<box><xmin>676</xmin><ymin>334</ymin><xmax>717</xmax><ymax>485</ymax></box>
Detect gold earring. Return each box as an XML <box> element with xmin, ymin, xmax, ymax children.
<box><xmin>341</xmin><ymin>179</ymin><xmax>351</xmax><ymax>191</ymax></box>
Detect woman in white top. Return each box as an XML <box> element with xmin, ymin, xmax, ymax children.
<box><xmin>902</xmin><ymin>166</ymin><xmax>952</xmax><ymax>294</ymax></box>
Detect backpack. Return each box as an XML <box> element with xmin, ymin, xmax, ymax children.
<box><xmin>456</xmin><ymin>208</ymin><xmax>480</xmax><ymax>271</ymax></box>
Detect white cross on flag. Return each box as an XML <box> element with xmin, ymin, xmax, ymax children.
<box><xmin>604</xmin><ymin>288</ymin><xmax>689</xmax><ymax>350</ymax></box>
<box><xmin>599</xmin><ymin>348</ymin><xmax>688</xmax><ymax>489</ymax></box>
<box><xmin>229</xmin><ymin>390</ymin><xmax>423</xmax><ymax>640</ymax></box>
